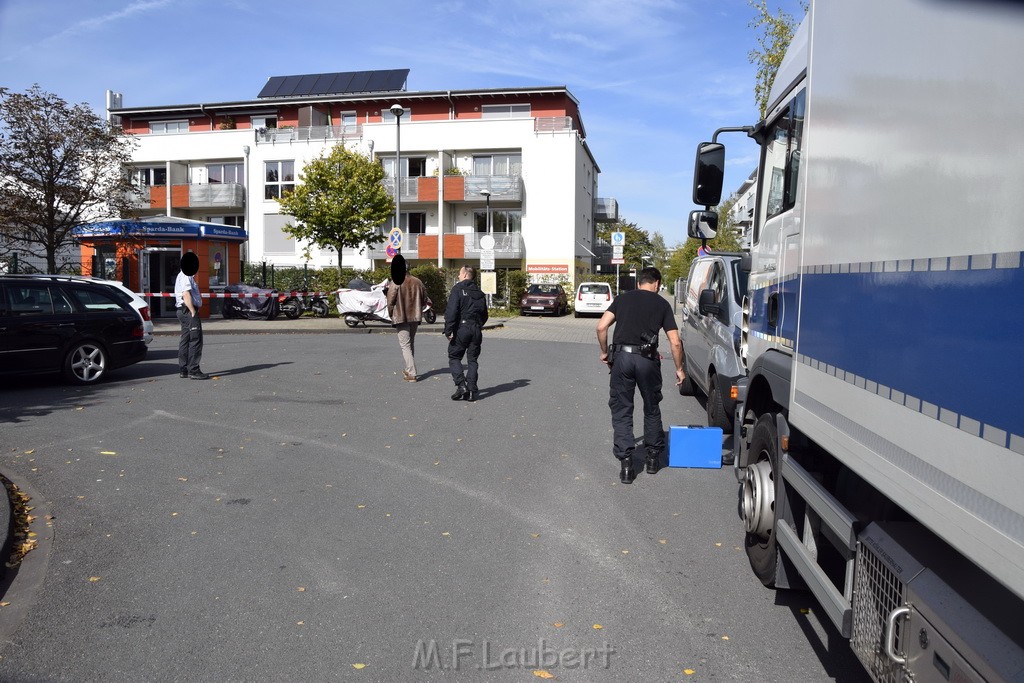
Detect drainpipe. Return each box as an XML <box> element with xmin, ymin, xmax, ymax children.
<box><xmin>446</xmin><ymin>90</ymin><xmax>454</xmax><ymax>120</ymax></box>
<box><xmin>438</xmin><ymin>149</ymin><xmax>446</xmax><ymax>268</ymax></box>
<box><xmin>199</xmin><ymin>103</ymin><xmax>215</xmax><ymax>131</ymax></box>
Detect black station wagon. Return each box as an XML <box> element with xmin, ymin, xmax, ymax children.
<box><xmin>0</xmin><ymin>275</ymin><xmax>148</xmax><ymax>385</ymax></box>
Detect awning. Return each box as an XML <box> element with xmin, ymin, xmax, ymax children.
<box><xmin>73</xmin><ymin>215</ymin><xmax>248</xmax><ymax>242</ymax></box>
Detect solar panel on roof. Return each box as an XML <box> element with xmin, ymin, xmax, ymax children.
<box><xmin>257</xmin><ymin>69</ymin><xmax>409</xmax><ymax>98</ymax></box>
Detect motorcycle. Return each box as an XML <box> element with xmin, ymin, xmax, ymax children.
<box><xmin>279</xmin><ymin>290</ymin><xmax>330</xmax><ymax>319</ymax></box>
<box><xmin>335</xmin><ymin>278</ymin><xmax>436</xmax><ymax>328</ymax></box>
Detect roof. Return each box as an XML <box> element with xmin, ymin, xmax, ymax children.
<box><xmin>257</xmin><ymin>69</ymin><xmax>409</xmax><ymax>98</ymax></box>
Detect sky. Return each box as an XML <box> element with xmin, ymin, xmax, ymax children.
<box><xmin>0</xmin><ymin>0</ymin><xmax>806</xmax><ymax>247</ymax></box>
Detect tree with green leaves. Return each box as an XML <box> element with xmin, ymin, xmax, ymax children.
<box><xmin>276</xmin><ymin>145</ymin><xmax>393</xmax><ymax>274</ymax></box>
<box><xmin>596</xmin><ymin>220</ymin><xmax>653</xmax><ymax>271</ymax></box>
<box><xmin>747</xmin><ymin>0</ymin><xmax>808</xmax><ymax>118</ymax></box>
<box><xmin>649</xmin><ymin>231</ymin><xmax>669</xmax><ymax>271</ymax></box>
<box><xmin>0</xmin><ymin>85</ymin><xmax>139</xmax><ymax>273</ymax></box>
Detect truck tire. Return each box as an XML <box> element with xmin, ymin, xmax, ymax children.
<box><xmin>707</xmin><ymin>377</ymin><xmax>732</xmax><ymax>430</ymax></box>
<box><xmin>743</xmin><ymin>413</ymin><xmax>780</xmax><ymax>586</ymax></box>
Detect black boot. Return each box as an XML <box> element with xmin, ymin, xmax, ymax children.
<box><xmin>645</xmin><ymin>452</ymin><xmax>661</xmax><ymax>474</ymax></box>
<box><xmin>619</xmin><ymin>458</ymin><xmax>636</xmax><ymax>484</ymax></box>
<box><xmin>451</xmin><ymin>383</ymin><xmax>468</xmax><ymax>401</ymax></box>
<box><xmin>465</xmin><ymin>389</ymin><xmax>478</xmax><ymax>402</ymax></box>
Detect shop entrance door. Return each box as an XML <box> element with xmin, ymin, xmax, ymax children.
<box><xmin>140</xmin><ymin>248</ymin><xmax>181</xmax><ymax>318</ymax></box>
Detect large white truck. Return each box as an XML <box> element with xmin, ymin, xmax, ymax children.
<box><xmin>688</xmin><ymin>1</ymin><xmax>1024</xmax><ymax>680</ymax></box>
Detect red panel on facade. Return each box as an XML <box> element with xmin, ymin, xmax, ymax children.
<box><xmin>444</xmin><ymin>234</ymin><xmax>465</xmax><ymax>259</ymax></box>
<box><xmin>443</xmin><ymin>176</ymin><xmax>465</xmax><ymax>201</ymax></box>
<box><xmin>418</xmin><ymin>177</ymin><xmax>438</xmax><ymax>202</ymax></box>
<box><xmin>149</xmin><ymin>186</ymin><xmax>166</xmax><ymax>209</ymax></box>
<box><xmin>171</xmin><ymin>184</ymin><xmax>190</xmax><ymax>208</ymax></box>
<box><xmin>418</xmin><ymin>235</ymin><xmax>438</xmax><ymax>259</ymax></box>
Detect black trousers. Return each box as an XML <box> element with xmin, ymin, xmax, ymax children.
<box><xmin>448</xmin><ymin>323</ymin><xmax>482</xmax><ymax>390</ymax></box>
<box><xmin>177</xmin><ymin>308</ymin><xmax>204</xmax><ymax>374</ymax></box>
<box><xmin>608</xmin><ymin>351</ymin><xmax>664</xmax><ymax>462</ymax></box>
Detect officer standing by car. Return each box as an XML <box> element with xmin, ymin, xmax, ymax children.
<box><xmin>596</xmin><ymin>267</ymin><xmax>684</xmax><ymax>484</ymax></box>
<box><xmin>444</xmin><ymin>265</ymin><xmax>488</xmax><ymax>402</ymax></box>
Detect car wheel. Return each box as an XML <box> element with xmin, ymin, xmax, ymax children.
<box><xmin>282</xmin><ymin>297</ymin><xmax>301</xmax><ymax>319</ymax></box>
<box><xmin>573</xmin><ymin>310</ymin><xmax>580</xmax><ymax>318</ymax></box>
<box><xmin>678</xmin><ymin>359</ymin><xmax>695</xmax><ymax>396</ymax></box>
<box><xmin>64</xmin><ymin>341</ymin><xmax>108</xmax><ymax>385</ymax></box>
<box><xmin>707</xmin><ymin>376</ymin><xmax>733</xmax><ymax>430</ymax></box>
<box><xmin>742</xmin><ymin>414</ymin><xmax>780</xmax><ymax>586</ymax></box>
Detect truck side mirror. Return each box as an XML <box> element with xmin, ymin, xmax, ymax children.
<box><xmin>693</xmin><ymin>142</ymin><xmax>725</xmax><ymax>207</ymax></box>
<box><xmin>688</xmin><ymin>210</ymin><xmax>718</xmax><ymax>240</ymax></box>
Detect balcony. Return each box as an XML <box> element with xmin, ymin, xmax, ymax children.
<box><xmin>139</xmin><ymin>183</ymin><xmax>245</xmax><ymax>210</ymax></box>
<box><xmin>366</xmin><ymin>231</ymin><xmax>524</xmax><ymax>260</ymax></box>
<box><xmin>383</xmin><ymin>177</ymin><xmax>421</xmax><ymax>203</ymax></box>
<box><xmin>595</xmin><ymin>197</ymin><xmax>618</xmax><ymax>223</ymax></box>
<box><xmin>534</xmin><ymin>117</ymin><xmax>573</xmax><ymax>133</ymax></box>
<box><xmin>464</xmin><ymin>175</ymin><xmax>522</xmax><ymax>201</ymax></box>
<box><xmin>255</xmin><ymin>124</ymin><xmax>363</xmax><ymax>144</ymax></box>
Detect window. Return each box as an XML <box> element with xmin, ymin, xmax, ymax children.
<box><xmin>251</xmin><ymin>115</ymin><xmax>277</xmax><ymax>129</ymax></box>
<box><xmin>382</xmin><ymin>157</ymin><xmax>427</xmax><ymax>178</ymax></box>
<box><xmin>209</xmin><ymin>215</ymin><xmax>245</xmax><ymax>228</ymax></box>
<box><xmin>381</xmin><ymin>107</ymin><xmax>410</xmax><ymax>123</ymax></box>
<box><xmin>481</xmin><ymin>103</ymin><xmax>530</xmax><ymax>119</ymax></box>
<box><xmin>756</xmin><ymin>89</ymin><xmax>805</xmax><ymax>240</ymax></box>
<box><xmin>70</xmin><ymin>287</ymin><xmax>124</xmax><ymax>312</ymax></box>
<box><xmin>6</xmin><ymin>284</ymin><xmax>57</xmax><ymax>315</ymax></box>
<box><xmin>208</xmin><ymin>163</ymin><xmax>244</xmax><ymax>184</ymax></box>
<box><xmin>132</xmin><ymin>167</ymin><xmax>166</xmax><ymax>187</ymax></box>
<box><xmin>149</xmin><ymin>120</ymin><xmax>189</xmax><ymax>134</ymax></box>
<box><xmin>399</xmin><ymin>212</ymin><xmax>427</xmax><ymax>234</ymax></box>
<box><xmin>264</xmin><ymin>160</ymin><xmax>295</xmax><ymax>199</ymax></box>
<box><xmin>473</xmin><ymin>209</ymin><xmax>521</xmax><ymax>233</ymax></box>
<box><xmin>339</xmin><ymin>111</ymin><xmax>357</xmax><ymax>132</ymax></box>
<box><xmin>473</xmin><ymin>154</ymin><xmax>522</xmax><ymax>176</ymax></box>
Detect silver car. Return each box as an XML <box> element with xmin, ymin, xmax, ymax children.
<box><xmin>679</xmin><ymin>253</ymin><xmax>748</xmax><ymax>430</ymax></box>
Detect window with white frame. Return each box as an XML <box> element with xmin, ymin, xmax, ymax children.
<box><xmin>149</xmin><ymin>120</ymin><xmax>189</xmax><ymax>134</ymax></box>
<box><xmin>131</xmin><ymin>167</ymin><xmax>167</xmax><ymax>188</ymax></box>
<box><xmin>473</xmin><ymin>209</ymin><xmax>521</xmax><ymax>233</ymax></box>
<box><xmin>381</xmin><ymin>107</ymin><xmax>410</xmax><ymax>123</ymax></box>
<box><xmin>208</xmin><ymin>163</ymin><xmax>244</xmax><ymax>184</ymax></box>
<box><xmin>399</xmin><ymin>212</ymin><xmax>427</xmax><ymax>234</ymax></box>
<box><xmin>382</xmin><ymin>156</ymin><xmax>427</xmax><ymax>178</ymax></box>
<box><xmin>473</xmin><ymin>153</ymin><xmax>522</xmax><ymax>176</ymax></box>
<box><xmin>264</xmin><ymin>160</ymin><xmax>295</xmax><ymax>199</ymax></box>
<box><xmin>339</xmin><ymin>111</ymin><xmax>357</xmax><ymax>132</ymax></box>
<box><xmin>481</xmin><ymin>103</ymin><xmax>530</xmax><ymax>119</ymax></box>
<box><xmin>251</xmin><ymin>115</ymin><xmax>277</xmax><ymax>129</ymax></box>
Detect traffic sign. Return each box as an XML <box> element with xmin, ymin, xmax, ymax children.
<box><xmin>611</xmin><ymin>231</ymin><xmax>625</xmax><ymax>246</ymax></box>
<box><xmin>388</xmin><ymin>228</ymin><xmax>403</xmax><ymax>250</ymax></box>
<box><xmin>385</xmin><ymin>244</ymin><xmax>398</xmax><ymax>260</ymax></box>
<box><xmin>480</xmin><ymin>250</ymin><xmax>495</xmax><ymax>270</ymax></box>
<box><xmin>612</xmin><ymin>257</ymin><xmax>625</xmax><ymax>265</ymax></box>
<box><xmin>612</xmin><ymin>245</ymin><xmax>624</xmax><ymax>258</ymax></box>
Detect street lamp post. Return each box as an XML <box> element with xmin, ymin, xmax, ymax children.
<box><xmin>390</xmin><ymin>103</ymin><xmax>404</xmax><ymax>253</ymax></box>
<box><xmin>480</xmin><ymin>189</ymin><xmax>492</xmax><ymax>235</ymax></box>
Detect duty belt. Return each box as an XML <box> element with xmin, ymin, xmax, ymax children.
<box><xmin>614</xmin><ymin>344</ymin><xmax>659</xmax><ymax>360</ymax></box>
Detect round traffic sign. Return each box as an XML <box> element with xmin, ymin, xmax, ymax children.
<box><xmin>388</xmin><ymin>228</ymin><xmax>403</xmax><ymax>249</ymax></box>
<box><xmin>480</xmin><ymin>235</ymin><xmax>495</xmax><ymax>250</ymax></box>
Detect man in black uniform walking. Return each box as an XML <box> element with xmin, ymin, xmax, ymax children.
<box><xmin>444</xmin><ymin>265</ymin><xmax>489</xmax><ymax>402</ymax></box>
<box><xmin>596</xmin><ymin>267</ymin><xmax>684</xmax><ymax>483</ymax></box>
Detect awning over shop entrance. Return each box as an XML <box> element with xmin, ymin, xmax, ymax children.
<box><xmin>73</xmin><ymin>215</ymin><xmax>247</xmax><ymax>241</ymax></box>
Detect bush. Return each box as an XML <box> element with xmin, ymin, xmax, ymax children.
<box><xmin>410</xmin><ymin>264</ymin><xmax>450</xmax><ymax>312</ymax></box>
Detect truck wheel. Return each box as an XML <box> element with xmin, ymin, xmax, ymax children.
<box><xmin>742</xmin><ymin>413</ymin><xmax>780</xmax><ymax>586</ymax></box>
<box><xmin>282</xmin><ymin>297</ymin><xmax>301</xmax><ymax>319</ymax></box>
<box><xmin>64</xmin><ymin>341</ymin><xmax>108</xmax><ymax>385</ymax></box>
<box><xmin>707</xmin><ymin>377</ymin><xmax>733</xmax><ymax>430</ymax></box>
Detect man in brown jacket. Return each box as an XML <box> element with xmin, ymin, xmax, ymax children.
<box><xmin>386</xmin><ymin>255</ymin><xmax>430</xmax><ymax>382</ymax></box>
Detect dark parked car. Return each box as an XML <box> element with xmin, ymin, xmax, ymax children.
<box><xmin>0</xmin><ymin>275</ymin><xmax>148</xmax><ymax>385</ymax></box>
<box><xmin>520</xmin><ymin>284</ymin><xmax>568</xmax><ymax>316</ymax></box>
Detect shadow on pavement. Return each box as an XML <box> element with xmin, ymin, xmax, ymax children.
<box><xmin>209</xmin><ymin>361</ymin><xmax>294</xmax><ymax>377</ymax></box>
<box><xmin>775</xmin><ymin>590</ymin><xmax>872</xmax><ymax>682</ymax></box>
<box><xmin>477</xmin><ymin>378</ymin><xmax>530</xmax><ymax>400</ymax></box>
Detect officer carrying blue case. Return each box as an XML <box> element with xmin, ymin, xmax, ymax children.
<box><xmin>668</xmin><ymin>425</ymin><xmax>724</xmax><ymax>468</ymax></box>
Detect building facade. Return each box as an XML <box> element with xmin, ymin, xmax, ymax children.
<box><xmin>107</xmin><ymin>69</ymin><xmax>618</xmax><ymax>298</ymax></box>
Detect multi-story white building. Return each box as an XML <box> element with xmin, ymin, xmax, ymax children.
<box><xmin>106</xmin><ymin>69</ymin><xmax>617</xmax><ymax>290</ymax></box>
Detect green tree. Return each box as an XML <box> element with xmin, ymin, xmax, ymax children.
<box><xmin>0</xmin><ymin>85</ymin><xmax>139</xmax><ymax>273</ymax></box>
<box><xmin>747</xmin><ymin>0</ymin><xmax>808</xmax><ymax>118</ymax></box>
<box><xmin>276</xmin><ymin>145</ymin><xmax>393</xmax><ymax>274</ymax></box>
<box><xmin>649</xmin><ymin>231</ymin><xmax>669</xmax><ymax>271</ymax></box>
<box><xmin>596</xmin><ymin>220</ymin><xmax>653</xmax><ymax>271</ymax></box>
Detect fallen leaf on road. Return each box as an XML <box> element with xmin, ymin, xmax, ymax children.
<box><xmin>441</xmin><ymin>532</ymin><xmax>450</xmax><ymax>536</ymax></box>
<box><xmin>684</xmin><ymin>669</ymin><xmax>695</xmax><ymax>675</ymax></box>
<box><xmin>100</xmin><ymin>451</ymin><xmax>117</xmax><ymax>456</ymax></box>
<box><xmin>532</xmin><ymin>671</ymin><xmax>555</xmax><ymax>679</ymax></box>
<box><xmin>553</xmin><ymin>622</ymin><xmax>564</xmax><ymax>628</ymax></box>
<box><xmin>659</xmin><ymin>540</ymin><xmax>667</xmax><ymax>545</ymax></box>
<box><xmin>593</xmin><ymin>624</ymin><xmax>602</xmax><ymax>630</ymax></box>
<box><xmin>352</xmin><ymin>663</ymin><xmax>366</xmax><ymax>669</ymax></box>
<box><xmin>89</xmin><ymin>576</ymin><xmax>101</xmax><ymax>582</ymax></box>
<box><xmin>530</xmin><ymin>533</ymin><xmax>541</xmax><ymax>538</ymax></box>
<box><xmin>297</xmin><ymin>587</ymin><xmax>306</xmax><ymax>592</ymax></box>
<box><xmin>23</xmin><ymin>450</ymin><xmax>34</xmax><ymax>455</ymax></box>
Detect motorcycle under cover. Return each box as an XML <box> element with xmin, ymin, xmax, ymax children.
<box><xmin>222</xmin><ymin>283</ymin><xmax>279</xmax><ymax>320</ymax></box>
<box><xmin>335</xmin><ymin>287</ymin><xmax>390</xmax><ymax>320</ymax></box>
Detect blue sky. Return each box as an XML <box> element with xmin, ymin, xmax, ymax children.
<box><xmin>0</xmin><ymin>0</ymin><xmax>805</xmax><ymax>247</ymax></box>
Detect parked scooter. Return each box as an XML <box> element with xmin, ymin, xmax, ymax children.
<box><xmin>335</xmin><ymin>278</ymin><xmax>436</xmax><ymax>328</ymax></box>
<box><xmin>279</xmin><ymin>290</ymin><xmax>330</xmax><ymax>319</ymax></box>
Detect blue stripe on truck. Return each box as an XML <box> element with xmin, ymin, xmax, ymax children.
<box><xmin>796</xmin><ymin>254</ymin><xmax>1024</xmax><ymax>447</ymax></box>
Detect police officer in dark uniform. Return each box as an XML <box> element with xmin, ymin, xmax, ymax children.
<box><xmin>444</xmin><ymin>265</ymin><xmax>489</xmax><ymax>402</ymax></box>
<box><xmin>596</xmin><ymin>267</ymin><xmax>684</xmax><ymax>483</ymax></box>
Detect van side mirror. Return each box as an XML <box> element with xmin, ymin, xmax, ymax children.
<box><xmin>688</xmin><ymin>210</ymin><xmax>718</xmax><ymax>240</ymax></box>
<box><xmin>693</xmin><ymin>142</ymin><xmax>725</xmax><ymax>206</ymax></box>
<box><xmin>698</xmin><ymin>288</ymin><xmax>722</xmax><ymax>317</ymax></box>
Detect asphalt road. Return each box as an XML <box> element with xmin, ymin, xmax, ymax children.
<box><xmin>0</xmin><ymin>315</ymin><xmax>870</xmax><ymax>682</ymax></box>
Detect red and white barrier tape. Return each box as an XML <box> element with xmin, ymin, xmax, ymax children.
<box><xmin>137</xmin><ymin>291</ymin><xmax>329</xmax><ymax>299</ymax></box>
